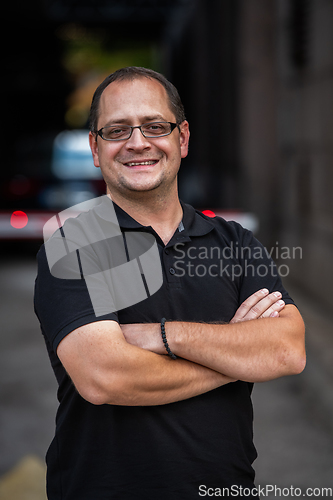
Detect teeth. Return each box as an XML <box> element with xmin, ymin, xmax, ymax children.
<box><xmin>126</xmin><ymin>161</ymin><xmax>156</xmax><ymax>166</ymax></box>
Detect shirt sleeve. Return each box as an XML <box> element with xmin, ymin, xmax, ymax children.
<box><xmin>34</xmin><ymin>244</ymin><xmax>119</xmax><ymax>353</ymax></box>
<box><xmin>237</xmin><ymin>227</ymin><xmax>296</xmax><ymax>307</ymax></box>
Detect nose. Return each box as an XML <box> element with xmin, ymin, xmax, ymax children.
<box><xmin>125</xmin><ymin>127</ymin><xmax>151</xmax><ymax>152</ymax></box>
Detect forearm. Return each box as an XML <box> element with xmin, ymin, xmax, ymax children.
<box><xmin>122</xmin><ymin>292</ymin><xmax>306</xmax><ymax>384</ymax></box>
<box><xmin>167</xmin><ymin>306</ymin><xmax>305</xmax><ymax>382</ymax></box>
<box><xmin>104</xmin><ymin>347</ymin><xmax>234</xmax><ymax>406</ymax></box>
<box><xmin>57</xmin><ymin>320</ymin><xmax>234</xmax><ymax>407</ymax></box>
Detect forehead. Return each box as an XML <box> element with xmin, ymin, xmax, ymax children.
<box><xmin>98</xmin><ymin>77</ymin><xmax>175</xmax><ymax>125</ymax></box>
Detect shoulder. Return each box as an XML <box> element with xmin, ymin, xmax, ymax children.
<box><xmin>181</xmin><ymin>201</ymin><xmax>250</xmax><ymax>242</ymax></box>
<box><xmin>194</xmin><ymin>208</ymin><xmax>252</xmax><ymax>244</ymax></box>
<box><xmin>43</xmin><ymin>195</ymin><xmax>121</xmax><ymax>250</ymax></box>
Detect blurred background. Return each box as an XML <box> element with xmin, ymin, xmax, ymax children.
<box><xmin>1</xmin><ymin>0</ymin><xmax>333</xmax><ymax>498</ymax></box>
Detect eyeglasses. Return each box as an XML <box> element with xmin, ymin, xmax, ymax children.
<box><xmin>97</xmin><ymin>122</ymin><xmax>179</xmax><ymax>141</ymax></box>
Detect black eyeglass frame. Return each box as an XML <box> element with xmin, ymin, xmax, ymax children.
<box><xmin>96</xmin><ymin>122</ymin><xmax>180</xmax><ymax>141</ymax></box>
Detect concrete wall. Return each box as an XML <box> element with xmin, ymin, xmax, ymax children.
<box><xmin>238</xmin><ymin>0</ymin><xmax>280</xmax><ymax>244</ymax></box>
<box><xmin>239</xmin><ymin>0</ymin><xmax>333</xmax><ymax>309</ymax></box>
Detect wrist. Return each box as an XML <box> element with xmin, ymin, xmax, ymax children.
<box><xmin>161</xmin><ymin>318</ymin><xmax>177</xmax><ymax>359</ymax></box>
<box><xmin>164</xmin><ymin>320</ymin><xmax>186</xmax><ymax>355</ymax></box>
<box><xmin>150</xmin><ymin>323</ymin><xmax>166</xmax><ymax>355</ymax></box>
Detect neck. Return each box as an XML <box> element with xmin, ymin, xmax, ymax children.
<box><xmin>107</xmin><ymin>186</ymin><xmax>183</xmax><ymax>245</ymax></box>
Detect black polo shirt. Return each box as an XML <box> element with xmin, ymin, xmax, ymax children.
<box><xmin>34</xmin><ymin>199</ymin><xmax>295</xmax><ymax>500</ymax></box>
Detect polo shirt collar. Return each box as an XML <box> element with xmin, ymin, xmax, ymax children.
<box><xmin>94</xmin><ymin>195</ymin><xmax>215</xmax><ymax>237</ymax></box>
<box><xmin>180</xmin><ymin>201</ymin><xmax>215</xmax><ymax>237</ymax></box>
<box><xmin>94</xmin><ymin>196</ymin><xmax>142</xmax><ymax>229</ymax></box>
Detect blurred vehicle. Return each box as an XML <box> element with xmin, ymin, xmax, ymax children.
<box><xmin>0</xmin><ymin>129</ymin><xmax>259</xmax><ymax>241</ymax></box>
<box><xmin>0</xmin><ymin>130</ymin><xmax>106</xmax><ymax>240</ymax></box>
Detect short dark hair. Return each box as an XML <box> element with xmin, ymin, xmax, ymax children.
<box><xmin>88</xmin><ymin>66</ymin><xmax>186</xmax><ymax>134</ymax></box>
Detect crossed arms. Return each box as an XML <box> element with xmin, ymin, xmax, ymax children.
<box><xmin>57</xmin><ymin>288</ymin><xmax>306</xmax><ymax>406</ymax></box>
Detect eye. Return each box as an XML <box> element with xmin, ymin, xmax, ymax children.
<box><xmin>148</xmin><ymin>124</ymin><xmax>163</xmax><ymax>131</ymax></box>
<box><xmin>104</xmin><ymin>126</ymin><xmax>130</xmax><ymax>139</ymax></box>
<box><xmin>143</xmin><ymin>123</ymin><xmax>168</xmax><ymax>135</ymax></box>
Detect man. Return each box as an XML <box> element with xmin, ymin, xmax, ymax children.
<box><xmin>34</xmin><ymin>66</ymin><xmax>306</xmax><ymax>499</ymax></box>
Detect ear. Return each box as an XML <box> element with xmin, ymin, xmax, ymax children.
<box><xmin>89</xmin><ymin>132</ymin><xmax>100</xmax><ymax>168</ymax></box>
<box><xmin>179</xmin><ymin>121</ymin><xmax>190</xmax><ymax>159</ymax></box>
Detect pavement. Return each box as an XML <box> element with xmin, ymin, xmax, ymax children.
<box><xmin>0</xmin><ymin>456</ymin><xmax>46</xmax><ymax>500</ymax></box>
<box><xmin>0</xmin><ymin>256</ymin><xmax>333</xmax><ymax>499</ymax></box>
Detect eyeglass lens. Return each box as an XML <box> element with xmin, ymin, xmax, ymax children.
<box><xmin>101</xmin><ymin>122</ymin><xmax>173</xmax><ymax>140</ymax></box>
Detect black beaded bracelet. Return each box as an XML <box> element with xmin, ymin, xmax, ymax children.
<box><xmin>161</xmin><ymin>318</ymin><xmax>177</xmax><ymax>360</ymax></box>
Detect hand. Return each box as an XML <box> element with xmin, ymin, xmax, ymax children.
<box><xmin>230</xmin><ymin>289</ymin><xmax>285</xmax><ymax>324</ymax></box>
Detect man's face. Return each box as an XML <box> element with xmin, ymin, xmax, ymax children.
<box><xmin>89</xmin><ymin>77</ymin><xmax>189</xmax><ymax>200</ymax></box>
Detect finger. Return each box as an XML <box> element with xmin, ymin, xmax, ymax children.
<box><xmin>260</xmin><ymin>299</ymin><xmax>285</xmax><ymax>318</ymax></box>
<box><xmin>245</xmin><ymin>292</ymin><xmax>284</xmax><ymax>321</ymax></box>
<box><xmin>232</xmin><ymin>291</ymin><xmax>285</xmax><ymax>323</ymax></box>
<box><xmin>230</xmin><ymin>288</ymin><xmax>269</xmax><ymax>323</ymax></box>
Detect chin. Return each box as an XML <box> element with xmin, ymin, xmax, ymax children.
<box><xmin>122</xmin><ymin>177</ymin><xmax>165</xmax><ymax>193</ymax></box>
<box><xmin>127</xmin><ymin>183</ymin><xmax>162</xmax><ymax>193</ymax></box>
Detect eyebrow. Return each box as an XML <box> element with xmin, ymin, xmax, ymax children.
<box><xmin>102</xmin><ymin>114</ymin><xmax>168</xmax><ymax>127</ymax></box>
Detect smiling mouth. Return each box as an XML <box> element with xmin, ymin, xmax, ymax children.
<box><xmin>124</xmin><ymin>160</ymin><xmax>158</xmax><ymax>167</ymax></box>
